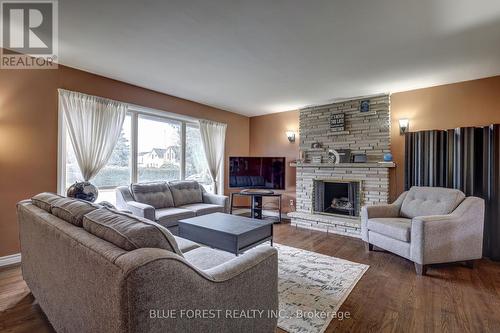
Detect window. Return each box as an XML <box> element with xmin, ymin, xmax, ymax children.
<box><xmin>59</xmin><ymin>106</ymin><xmax>221</xmax><ymax>205</ymax></box>
<box><xmin>138</xmin><ymin>115</ymin><xmax>181</xmax><ymax>182</ymax></box>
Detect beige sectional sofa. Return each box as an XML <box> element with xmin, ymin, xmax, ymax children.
<box><xmin>116</xmin><ymin>180</ymin><xmax>228</xmax><ymax>235</ymax></box>
<box><xmin>17</xmin><ymin>193</ymin><xmax>278</xmax><ymax>333</ymax></box>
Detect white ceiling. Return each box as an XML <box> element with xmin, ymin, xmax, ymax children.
<box><xmin>58</xmin><ymin>0</ymin><xmax>500</xmax><ymax>116</ymax></box>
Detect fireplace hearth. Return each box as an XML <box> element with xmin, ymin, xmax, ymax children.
<box><xmin>313</xmin><ymin>180</ymin><xmax>360</xmax><ymax>217</ymax></box>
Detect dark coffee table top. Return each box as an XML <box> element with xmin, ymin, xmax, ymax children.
<box><xmin>178</xmin><ymin>212</ymin><xmax>273</xmax><ymax>235</ymax></box>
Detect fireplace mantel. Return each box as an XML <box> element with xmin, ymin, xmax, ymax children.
<box><xmin>291</xmin><ymin>162</ymin><xmax>395</xmax><ymax>168</ymax></box>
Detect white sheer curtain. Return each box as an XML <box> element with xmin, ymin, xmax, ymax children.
<box><xmin>58</xmin><ymin>89</ymin><xmax>128</xmax><ymax>181</ymax></box>
<box><xmin>199</xmin><ymin>119</ymin><xmax>227</xmax><ymax>194</ymax></box>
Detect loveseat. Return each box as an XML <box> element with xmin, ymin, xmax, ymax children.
<box><xmin>361</xmin><ymin>186</ymin><xmax>485</xmax><ymax>275</ymax></box>
<box><xmin>116</xmin><ymin>180</ymin><xmax>228</xmax><ymax>234</ymax></box>
<box><xmin>17</xmin><ymin>193</ymin><xmax>278</xmax><ymax>333</ymax></box>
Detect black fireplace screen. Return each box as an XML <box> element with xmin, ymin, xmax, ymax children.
<box><xmin>404</xmin><ymin>125</ymin><xmax>500</xmax><ymax>260</ymax></box>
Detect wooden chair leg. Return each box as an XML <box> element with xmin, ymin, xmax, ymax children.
<box><xmin>415</xmin><ymin>263</ymin><xmax>427</xmax><ymax>276</ymax></box>
<box><xmin>464</xmin><ymin>260</ymin><xmax>475</xmax><ymax>269</ymax></box>
<box><xmin>365</xmin><ymin>242</ymin><xmax>373</xmax><ymax>251</ymax></box>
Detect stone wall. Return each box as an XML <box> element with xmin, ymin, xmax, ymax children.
<box><xmin>289</xmin><ymin>94</ymin><xmax>392</xmax><ymax>237</ymax></box>
<box><xmin>300</xmin><ymin>94</ymin><xmax>391</xmax><ymax>162</ymax></box>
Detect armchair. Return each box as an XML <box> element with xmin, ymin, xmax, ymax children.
<box><xmin>361</xmin><ymin>186</ymin><xmax>485</xmax><ymax>275</ymax></box>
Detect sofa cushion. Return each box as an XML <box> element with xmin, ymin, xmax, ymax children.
<box><xmin>367</xmin><ymin>217</ymin><xmax>412</xmax><ymax>242</ymax></box>
<box><xmin>51</xmin><ymin>197</ymin><xmax>99</xmax><ymax>227</ymax></box>
<box><xmin>155</xmin><ymin>208</ymin><xmax>196</xmax><ymax>228</ymax></box>
<box><xmin>83</xmin><ymin>207</ymin><xmax>182</xmax><ymax>255</ymax></box>
<box><xmin>368</xmin><ymin>230</ymin><xmax>411</xmax><ymax>259</ymax></box>
<box><xmin>179</xmin><ymin>203</ymin><xmax>224</xmax><ymax>216</ymax></box>
<box><xmin>400</xmin><ymin>186</ymin><xmax>465</xmax><ymax>219</ymax></box>
<box><xmin>174</xmin><ymin>236</ymin><xmax>200</xmax><ymax>253</ymax></box>
<box><xmin>250</xmin><ymin>176</ymin><xmax>265</xmax><ymax>187</ymax></box>
<box><xmin>131</xmin><ymin>182</ymin><xmax>174</xmax><ymax>209</ymax></box>
<box><xmin>31</xmin><ymin>192</ymin><xmax>64</xmax><ymax>212</ymax></box>
<box><xmin>168</xmin><ymin>181</ymin><xmax>203</xmax><ymax>206</ymax></box>
<box><xmin>183</xmin><ymin>247</ymin><xmax>235</xmax><ymax>270</ymax></box>
<box><xmin>235</xmin><ymin>176</ymin><xmax>251</xmax><ymax>187</ymax></box>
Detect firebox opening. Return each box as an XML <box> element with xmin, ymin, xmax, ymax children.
<box><xmin>313</xmin><ymin>180</ymin><xmax>360</xmax><ymax>217</ymax></box>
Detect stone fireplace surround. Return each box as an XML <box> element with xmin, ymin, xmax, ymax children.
<box><xmin>288</xmin><ymin>95</ymin><xmax>394</xmax><ymax>238</ymax></box>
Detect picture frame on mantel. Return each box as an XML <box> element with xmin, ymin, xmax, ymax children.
<box><xmin>337</xmin><ymin>149</ymin><xmax>351</xmax><ymax>163</ymax></box>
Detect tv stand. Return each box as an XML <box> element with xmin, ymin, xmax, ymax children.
<box><xmin>240</xmin><ymin>189</ymin><xmax>275</xmax><ymax>195</ymax></box>
<box><xmin>230</xmin><ymin>190</ymin><xmax>282</xmax><ymax>222</ymax></box>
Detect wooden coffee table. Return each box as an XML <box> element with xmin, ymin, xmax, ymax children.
<box><xmin>178</xmin><ymin>213</ymin><xmax>273</xmax><ymax>255</ymax></box>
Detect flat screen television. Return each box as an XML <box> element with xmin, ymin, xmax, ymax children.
<box><xmin>229</xmin><ymin>157</ymin><xmax>286</xmax><ymax>189</ymax></box>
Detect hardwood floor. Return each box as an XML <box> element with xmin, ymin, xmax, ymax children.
<box><xmin>1</xmin><ymin>223</ymin><xmax>500</xmax><ymax>332</ymax></box>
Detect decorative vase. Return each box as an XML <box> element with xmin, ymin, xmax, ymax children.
<box><xmin>384</xmin><ymin>153</ymin><xmax>393</xmax><ymax>162</ymax></box>
<box><xmin>67</xmin><ymin>181</ymin><xmax>99</xmax><ymax>202</ymax></box>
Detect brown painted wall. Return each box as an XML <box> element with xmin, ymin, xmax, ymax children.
<box><xmin>390</xmin><ymin>75</ymin><xmax>500</xmax><ymax>198</ymax></box>
<box><xmin>0</xmin><ymin>65</ymin><xmax>249</xmax><ymax>257</ymax></box>
<box><xmin>248</xmin><ymin>75</ymin><xmax>500</xmax><ymax>208</ymax></box>
<box><xmin>249</xmin><ymin>110</ymin><xmax>299</xmax><ymax>213</ymax></box>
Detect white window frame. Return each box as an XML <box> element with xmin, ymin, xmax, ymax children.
<box><xmin>57</xmin><ymin>103</ymin><xmax>224</xmax><ymax>195</ymax></box>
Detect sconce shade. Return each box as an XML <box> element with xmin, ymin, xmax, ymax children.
<box><xmin>286</xmin><ymin>130</ymin><xmax>296</xmax><ymax>143</ymax></box>
<box><xmin>399</xmin><ymin>119</ymin><xmax>409</xmax><ymax>135</ymax></box>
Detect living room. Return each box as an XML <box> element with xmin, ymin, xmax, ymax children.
<box><xmin>1</xmin><ymin>1</ymin><xmax>500</xmax><ymax>333</ymax></box>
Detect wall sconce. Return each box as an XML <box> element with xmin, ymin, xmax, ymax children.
<box><xmin>399</xmin><ymin>119</ymin><xmax>409</xmax><ymax>135</ymax></box>
<box><xmin>286</xmin><ymin>130</ymin><xmax>296</xmax><ymax>143</ymax></box>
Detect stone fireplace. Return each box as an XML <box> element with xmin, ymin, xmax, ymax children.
<box><xmin>288</xmin><ymin>94</ymin><xmax>394</xmax><ymax>237</ymax></box>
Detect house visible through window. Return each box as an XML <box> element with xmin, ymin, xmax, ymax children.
<box><xmin>61</xmin><ymin>107</ymin><xmax>215</xmax><ymax>204</ymax></box>
<box><xmin>138</xmin><ymin>115</ymin><xmax>181</xmax><ymax>182</ymax></box>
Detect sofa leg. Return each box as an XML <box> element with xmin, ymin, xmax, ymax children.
<box><xmin>415</xmin><ymin>263</ymin><xmax>427</xmax><ymax>276</ymax></box>
<box><xmin>364</xmin><ymin>242</ymin><xmax>373</xmax><ymax>251</ymax></box>
<box><xmin>464</xmin><ymin>260</ymin><xmax>475</xmax><ymax>269</ymax></box>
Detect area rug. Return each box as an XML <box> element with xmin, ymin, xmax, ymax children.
<box><xmin>275</xmin><ymin>244</ymin><xmax>369</xmax><ymax>333</ymax></box>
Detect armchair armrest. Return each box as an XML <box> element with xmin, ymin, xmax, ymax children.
<box><xmin>360</xmin><ymin>191</ymin><xmax>407</xmax><ymax>241</ymax></box>
<box><xmin>362</xmin><ymin>204</ymin><xmax>400</xmax><ymax>219</ymax></box>
<box><xmin>203</xmin><ymin>192</ymin><xmax>229</xmax><ymax>212</ymax></box>
<box><xmin>126</xmin><ymin>201</ymin><xmax>155</xmax><ymax>221</ymax></box>
<box><xmin>410</xmin><ymin>196</ymin><xmax>485</xmax><ymax>265</ymax></box>
<box><xmin>115</xmin><ymin>186</ymin><xmax>155</xmax><ymax>221</ymax></box>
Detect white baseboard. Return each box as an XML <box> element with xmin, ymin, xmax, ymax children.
<box><xmin>0</xmin><ymin>253</ymin><xmax>21</xmax><ymax>267</ymax></box>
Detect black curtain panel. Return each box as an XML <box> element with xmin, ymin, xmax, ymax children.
<box><xmin>404</xmin><ymin>125</ymin><xmax>500</xmax><ymax>260</ymax></box>
<box><xmin>484</xmin><ymin>125</ymin><xmax>500</xmax><ymax>260</ymax></box>
<box><xmin>404</xmin><ymin>130</ymin><xmax>448</xmax><ymax>189</ymax></box>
